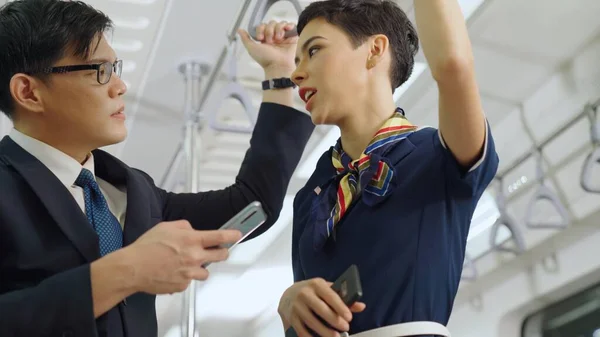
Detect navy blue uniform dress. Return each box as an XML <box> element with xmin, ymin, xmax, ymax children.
<box><xmin>292</xmin><ymin>123</ymin><xmax>499</xmax><ymax>335</ymax></box>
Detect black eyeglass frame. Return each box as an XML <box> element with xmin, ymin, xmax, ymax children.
<box><xmin>39</xmin><ymin>59</ymin><xmax>123</xmax><ymax>85</ymax></box>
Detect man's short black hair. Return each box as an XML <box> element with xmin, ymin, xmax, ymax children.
<box><xmin>297</xmin><ymin>0</ymin><xmax>419</xmax><ymax>92</ymax></box>
<box><xmin>0</xmin><ymin>0</ymin><xmax>113</xmax><ymax>118</ymax></box>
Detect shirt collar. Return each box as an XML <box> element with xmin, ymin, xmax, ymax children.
<box><xmin>9</xmin><ymin>128</ymin><xmax>95</xmax><ymax>188</ymax></box>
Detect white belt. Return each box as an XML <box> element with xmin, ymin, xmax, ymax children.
<box><xmin>347</xmin><ymin>321</ymin><xmax>451</xmax><ymax>337</ymax></box>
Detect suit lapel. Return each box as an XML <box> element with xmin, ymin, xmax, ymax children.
<box><xmin>122</xmin><ymin>171</ymin><xmax>152</xmax><ymax>246</ymax></box>
<box><xmin>93</xmin><ymin>150</ymin><xmax>151</xmax><ymax>246</ymax></box>
<box><xmin>0</xmin><ymin>136</ymin><xmax>100</xmax><ymax>262</ymax></box>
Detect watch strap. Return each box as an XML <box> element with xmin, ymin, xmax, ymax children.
<box><xmin>262</xmin><ymin>77</ymin><xmax>296</xmax><ymax>90</ymax></box>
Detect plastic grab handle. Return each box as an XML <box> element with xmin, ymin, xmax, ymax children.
<box><xmin>524</xmin><ymin>184</ymin><xmax>570</xmax><ymax>230</ymax></box>
<box><xmin>206</xmin><ymin>82</ymin><xmax>257</xmax><ymax>133</ymax></box>
<box><xmin>489</xmin><ymin>211</ymin><xmax>526</xmax><ymax>255</ymax></box>
<box><xmin>581</xmin><ymin>147</ymin><xmax>600</xmax><ymax>193</ymax></box>
<box><xmin>248</xmin><ymin>0</ymin><xmax>302</xmax><ymax>40</ymax></box>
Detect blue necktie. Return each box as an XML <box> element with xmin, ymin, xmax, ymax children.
<box><xmin>75</xmin><ymin>168</ymin><xmax>123</xmax><ymax>256</ymax></box>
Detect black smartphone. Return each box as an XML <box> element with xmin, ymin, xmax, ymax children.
<box><xmin>285</xmin><ymin>264</ymin><xmax>363</xmax><ymax>337</ymax></box>
<box><xmin>331</xmin><ymin>264</ymin><xmax>363</xmax><ymax>306</ymax></box>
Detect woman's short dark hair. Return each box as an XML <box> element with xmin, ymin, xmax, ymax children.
<box><xmin>297</xmin><ymin>0</ymin><xmax>419</xmax><ymax>92</ymax></box>
<box><xmin>0</xmin><ymin>0</ymin><xmax>113</xmax><ymax>118</ymax></box>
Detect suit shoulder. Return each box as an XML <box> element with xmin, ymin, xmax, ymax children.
<box><xmin>0</xmin><ymin>158</ymin><xmax>26</xmax><ymax>204</ymax></box>
<box><xmin>93</xmin><ymin>149</ymin><xmax>157</xmax><ymax>186</ymax></box>
<box><xmin>0</xmin><ymin>156</ymin><xmax>19</xmax><ymax>183</ymax></box>
<box><xmin>131</xmin><ymin>168</ymin><xmax>156</xmax><ymax>184</ymax></box>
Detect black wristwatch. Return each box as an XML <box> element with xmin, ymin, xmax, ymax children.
<box><xmin>262</xmin><ymin>77</ymin><xmax>296</xmax><ymax>90</ymax></box>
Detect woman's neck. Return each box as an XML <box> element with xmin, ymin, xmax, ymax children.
<box><xmin>338</xmin><ymin>89</ymin><xmax>398</xmax><ymax>160</ymax></box>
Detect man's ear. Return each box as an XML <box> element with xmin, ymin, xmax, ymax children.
<box><xmin>366</xmin><ymin>34</ymin><xmax>390</xmax><ymax>69</ymax></box>
<box><xmin>9</xmin><ymin>74</ymin><xmax>46</xmax><ymax>114</ymax></box>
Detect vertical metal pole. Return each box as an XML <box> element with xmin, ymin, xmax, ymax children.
<box><xmin>178</xmin><ymin>61</ymin><xmax>207</xmax><ymax>337</ymax></box>
<box><xmin>195</xmin><ymin>126</ymin><xmax>204</xmax><ymax>193</ymax></box>
<box><xmin>192</xmin><ymin>63</ymin><xmax>209</xmax><ymax>194</ymax></box>
<box><xmin>159</xmin><ymin>0</ymin><xmax>256</xmax><ymax>190</ymax></box>
<box><xmin>171</xmin><ymin>1</ymin><xmax>286</xmax><ymax>335</ymax></box>
<box><xmin>159</xmin><ymin>144</ymin><xmax>184</xmax><ymax>189</ymax></box>
<box><xmin>179</xmin><ymin>61</ymin><xmax>196</xmax><ymax>337</ymax></box>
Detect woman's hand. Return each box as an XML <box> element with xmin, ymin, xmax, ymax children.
<box><xmin>278</xmin><ymin>278</ymin><xmax>366</xmax><ymax>337</ymax></box>
<box><xmin>237</xmin><ymin>20</ymin><xmax>297</xmax><ymax>74</ymax></box>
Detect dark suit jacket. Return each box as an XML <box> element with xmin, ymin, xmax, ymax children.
<box><xmin>0</xmin><ymin>103</ymin><xmax>314</xmax><ymax>337</ymax></box>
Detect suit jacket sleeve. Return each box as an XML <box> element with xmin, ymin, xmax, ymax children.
<box><xmin>155</xmin><ymin>102</ymin><xmax>314</xmax><ymax>238</ymax></box>
<box><xmin>0</xmin><ymin>264</ymin><xmax>96</xmax><ymax>336</ymax></box>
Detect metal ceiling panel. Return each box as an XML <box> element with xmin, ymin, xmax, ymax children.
<box><xmin>472</xmin><ymin>45</ymin><xmax>551</xmax><ymax>103</ymax></box>
<box><xmin>85</xmin><ymin>0</ymin><xmax>169</xmax><ymax>92</ymax></box>
<box><xmin>471</xmin><ymin>0</ymin><xmax>600</xmax><ymax>65</ymax></box>
<box><xmin>523</xmin><ymin>73</ymin><xmax>592</xmax><ymax>144</ymax></box>
<box><xmin>481</xmin><ymin>95</ymin><xmax>519</xmax><ymax>127</ymax></box>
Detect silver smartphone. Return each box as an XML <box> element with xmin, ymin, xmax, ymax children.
<box><xmin>218</xmin><ymin>201</ymin><xmax>267</xmax><ymax>250</ymax></box>
<box><xmin>203</xmin><ymin>201</ymin><xmax>267</xmax><ymax>268</ymax></box>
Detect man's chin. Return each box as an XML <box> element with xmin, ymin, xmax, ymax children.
<box><xmin>98</xmin><ymin>131</ymin><xmax>128</xmax><ymax>150</ymax></box>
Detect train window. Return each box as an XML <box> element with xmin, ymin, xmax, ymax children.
<box><xmin>522</xmin><ymin>282</ymin><xmax>600</xmax><ymax>337</ymax></box>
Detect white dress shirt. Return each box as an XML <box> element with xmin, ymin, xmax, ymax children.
<box><xmin>9</xmin><ymin>129</ymin><xmax>128</xmax><ymax>228</ymax></box>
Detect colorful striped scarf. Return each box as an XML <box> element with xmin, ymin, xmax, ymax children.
<box><xmin>312</xmin><ymin>108</ymin><xmax>418</xmax><ymax>250</ymax></box>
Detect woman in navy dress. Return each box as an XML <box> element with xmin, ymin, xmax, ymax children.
<box><xmin>239</xmin><ymin>0</ymin><xmax>499</xmax><ymax>336</ymax></box>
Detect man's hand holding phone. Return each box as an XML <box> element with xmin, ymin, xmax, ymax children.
<box><xmin>118</xmin><ymin>220</ymin><xmax>242</xmax><ymax>296</ymax></box>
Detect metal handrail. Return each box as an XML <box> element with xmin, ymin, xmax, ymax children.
<box><xmin>496</xmin><ymin>98</ymin><xmax>600</xmax><ymax>179</ymax></box>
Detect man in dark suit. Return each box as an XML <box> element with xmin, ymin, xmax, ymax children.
<box><xmin>0</xmin><ymin>0</ymin><xmax>313</xmax><ymax>336</ymax></box>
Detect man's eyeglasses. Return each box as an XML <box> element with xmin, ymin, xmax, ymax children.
<box><xmin>41</xmin><ymin>59</ymin><xmax>123</xmax><ymax>85</ymax></box>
